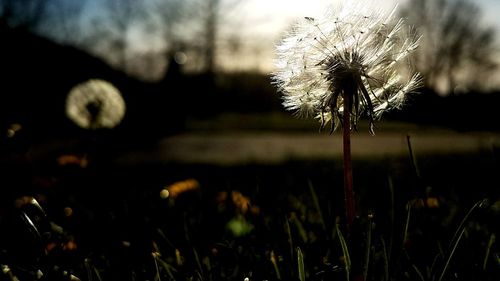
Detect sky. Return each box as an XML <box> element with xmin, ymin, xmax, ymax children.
<box><xmin>79</xmin><ymin>0</ymin><xmax>500</xmax><ymax>87</ymax></box>
<box><xmin>236</xmin><ymin>0</ymin><xmax>500</xmax><ymax>38</ymax></box>
<box><xmin>222</xmin><ymin>0</ymin><xmax>402</xmax><ymax>71</ymax></box>
<box><xmin>228</xmin><ymin>0</ymin><xmax>500</xmax><ymax>69</ymax></box>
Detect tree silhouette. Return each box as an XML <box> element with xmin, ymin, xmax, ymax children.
<box><xmin>146</xmin><ymin>0</ymin><xmax>191</xmax><ymax>74</ymax></box>
<box><xmin>100</xmin><ymin>0</ymin><xmax>144</xmax><ymax>72</ymax></box>
<box><xmin>401</xmin><ymin>0</ymin><xmax>497</xmax><ymax>94</ymax></box>
<box><xmin>0</xmin><ymin>0</ymin><xmax>49</xmax><ymax>31</ymax></box>
<box><xmin>199</xmin><ymin>0</ymin><xmax>243</xmax><ymax>73</ymax></box>
<box><xmin>146</xmin><ymin>0</ymin><xmax>243</xmax><ymax>74</ymax></box>
<box><xmin>0</xmin><ymin>0</ymin><xmax>90</xmax><ymax>46</ymax></box>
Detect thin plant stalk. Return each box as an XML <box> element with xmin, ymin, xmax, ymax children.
<box><xmin>342</xmin><ymin>91</ymin><xmax>355</xmax><ymax>231</ymax></box>
<box><xmin>406</xmin><ymin>135</ymin><xmax>421</xmax><ymax>180</ymax></box>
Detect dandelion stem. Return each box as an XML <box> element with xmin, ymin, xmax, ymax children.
<box><xmin>342</xmin><ymin>91</ymin><xmax>355</xmax><ymax>231</ymax></box>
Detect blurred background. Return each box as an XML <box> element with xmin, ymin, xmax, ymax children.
<box><xmin>1</xmin><ymin>0</ymin><xmax>500</xmax><ymax>138</ymax></box>
<box><xmin>1</xmin><ymin>0</ymin><xmax>500</xmax><ymax>280</ymax></box>
<box><xmin>2</xmin><ymin>0</ymin><xmax>500</xmax><ymax>180</ymax></box>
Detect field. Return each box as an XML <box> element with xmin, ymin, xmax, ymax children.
<box><xmin>2</xmin><ymin>113</ymin><xmax>500</xmax><ymax>281</ymax></box>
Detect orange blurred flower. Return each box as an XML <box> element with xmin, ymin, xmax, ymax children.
<box><xmin>162</xmin><ymin>179</ymin><xmax>200</xmax><ymax>199</ymax></box>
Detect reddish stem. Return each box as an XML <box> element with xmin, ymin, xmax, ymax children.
<box><xmin>342</xmin><ymin>93</ymin><xmax>355</xmax><ymax>231</ymax></box>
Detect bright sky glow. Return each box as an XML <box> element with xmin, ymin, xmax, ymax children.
<box><xmin>223</xmin><ymin>0</ymin><xmax>402</xmax><ymax>71</ymax></box>
<box><xmin>238</xmin><ymin>0</ymin><xmax>500</xmax><ymax>36</ymax></box>
<box><xmin>82</xmin><ymin>0</ymin><xmax>500</xmax><ymax>87</ymax></box>
<box><xmin>220</xmin><ymin>0</ymin><xmax>500</xmax><ymax>88</ymax></box>
<box><xmin>235</xmin><ymin>0</ymin><xmax>398</xmax><ymax>37</ymax></box>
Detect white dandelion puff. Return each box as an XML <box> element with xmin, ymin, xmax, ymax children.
<box><xmin>272</xmin><ymin>0</ymin><xmax>422</xmax><ymax>134</ymax></box>
<box><xmin>66</xmin><ymin>79</ymin><xmax>126</xmax><ymax>130</ymax></box>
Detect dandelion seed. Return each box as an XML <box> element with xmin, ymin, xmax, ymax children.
<box><xmin>272</xmin><ymin>0</ymin><xmax>421</xmax><ymax>134</ymax></box>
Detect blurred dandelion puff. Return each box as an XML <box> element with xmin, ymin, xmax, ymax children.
<box><xmin>66</xmin><ymin>79</ymin><xmax>126</xmax><ymax>130</ymax></box>
<box><xmin>272</xmin><ymin>0</ymin><xmax>422</xmax><ymax>134</ymax></box>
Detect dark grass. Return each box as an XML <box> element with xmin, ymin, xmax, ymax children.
<box><xmin>1</xmin><ymin>116</ymin><xmax>499</xmax><ymax>280</ymax></box>
<box><xmin>7</xmin><ymin>149</ymin><xmax>495</xmax><ymax>281</ymax></box>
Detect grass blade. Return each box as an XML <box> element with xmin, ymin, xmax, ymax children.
<box><xmin>153</xmin><ymin>253</ymin><xmax>163</xmax><ymax>281</ymax></box>
<box><xmin>85</xmin><ymin>259</ymin><xmax>93</xmax><ymax>281</ymax></box>
<box><xmin>363</xmin><ymin>215</ymin><xmax>373</xmax><ymax>281</ymax></box>
<box><xmin>412</xmin><ymin>264</ymin><xmax>426</xmax><ymax>281</ymax></box>
<box><xmin>436</xmin><ymin>227</ymin><xmax>465</xmax><ymax>281</ymax></box>
<box><xmin>449</xmin><ymin>199</ymin><xmax>487</xmax><ymax>248</ymax></box>
<box><xmin>154</xmin><ymin>253</ymin><xmax>178</xmax><ymax>281</ymax></box>
<box><xmin>84</xmin><ymin>258</ymin><xmax>103</xmax><ymax>281</ymax></box>
<box><xmin>387</xmin><ymin>175</ymin><xmax>395</xmax><ymax>262</ymax></box>
<box><xmin>297</xmin><ymin>247</ymin><xmax>306</xmax><ymax>281</ymax></box>
<box><xmin>308</xmin><ymin>180</ymin><xmax>327</xmax><ymax>235</ymax></box>
<box><xmin>285</xmin><ymin>216</ymin><xmax>295</xmax><ymax>276</ymax></box>
<box><xmin>380</xmin><ymin>237</ymin><xmax>389</xmax><ymax>281</ymax></box>
<box><xmin>403</xmin><ymin>202</ymin><xmax>411</xmax><ymax>250</ymax></box>
<box><xmin>336</xmin><ymin>223</ymin><xmax>351</xmax><ymax>281</ymax></box>
<box><xmin>483</xmin><ymin>234</ymin><xmax>495</xmax><ymax>270</ymax></box>
<box><xmin>436</xmin><ymin>199</ymin><xmax>487</xmax><ymax>281</ymax></box>
<box><xmin>271</xmin><ymin>250</ymin><xmax>281</xmax><ymax>280</ymax></box>
<box><xmin>192</xmin><ymin>247</ymin><xmax>204</xmax><ymax>280</ymax></box>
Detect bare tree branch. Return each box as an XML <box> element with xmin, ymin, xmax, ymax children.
<box><xmin>401</xmin><ymin>0</ymin><xmax>498</xmax><ymax>94</ymax></box>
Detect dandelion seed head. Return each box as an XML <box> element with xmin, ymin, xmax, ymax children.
<box><xmin>272</xmin><ymin>0</ymin><xmax>421</xmax><ymax>134</ymax></box>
